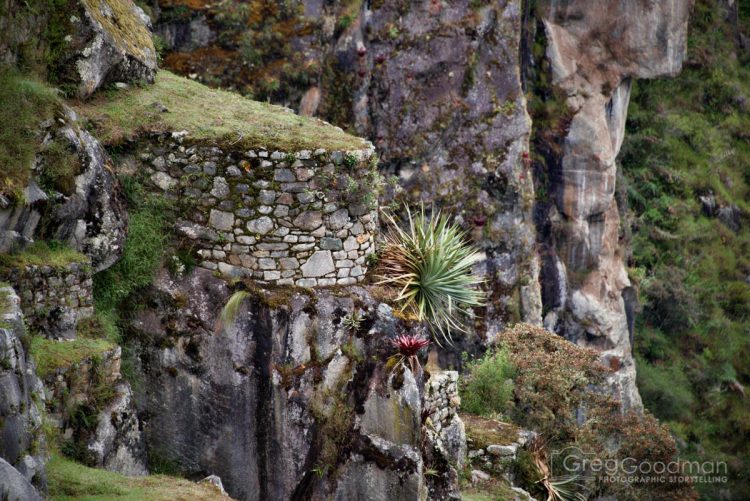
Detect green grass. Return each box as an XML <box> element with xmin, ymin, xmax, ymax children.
<box><xmin>74</xmin><ymin>70</ymin><xmax>367</xmax><ymax>152</ymax></box>
<box><xmin>47</xmin><ymin>454</ymin><xmax>229</xmax><ymax>500</ymax></box>
<box><xmin>0</xmin><ymin>66</ymin><xmax>61</xmax><ymax>197</ymax></box>
<box><xmin>0</xmin><ymin>241</ymin><xmax>88</xmax><ymax>269</ymax></box>
<box><xmin>29</xmin><ymin>337</ymin><xmax>115</xmax><ymax>379</ymax></box>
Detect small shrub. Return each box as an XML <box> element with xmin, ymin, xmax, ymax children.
<box><xmin>461</xmin><ymin>347</ymin><xmax>516</xmax><ymax>417</ymax></box>
<box><xmin>377</xmin><ymin>205</ymin><xmax>484</xmax><ymax>344</ymax></box>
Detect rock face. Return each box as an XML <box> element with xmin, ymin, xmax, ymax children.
<box><xmin>42</xmin><ymin>343</ymin><xmax>148</xmax><ymax>476</ymax></box>
<box><xmin>153</xmin><ymin>0</ymin><xmax>544</xmax><ymax>338</ymax></box>
<box><xmin>530</xmin><ymin>0</ymin><xmax>693</xmax><ymax>408</ymax></box>
<box><xmin>126</xmin><ymin>267</ymin><xmax>461</xmax><ymax>501</ymax></box>
<box><xmin>54</xmin><ymin>0</ymin><xmax>157</xmax><ymax>98</ymax></box>
<box><xmin>43</xmin><ymin>109</ymin><xmax>128</xmax><ymax>272</ymax></box>
<box><xmin>0</xmin><ymin>457</ymin><xmax>43</xmax><ymax>501</ymax></box>
<box><xmin>0</xmin><ymin>286</ymin><xmax>47</xmax><ymax>494</ymax></box>
<box><xmin>0</xmin><ymin>0</ymin><xmax>156</xmax><ymax>99</ymax></box>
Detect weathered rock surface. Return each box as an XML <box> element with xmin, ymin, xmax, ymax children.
<box><xmin>0</xmin><ymin>0</ymin><xmax>156</xmax><ymax>99</ymax></box>
<box><xmin>531</xmin><ymin>0</ymin><xmax>693</xmax><ymax>408</ymax></box>
<box><xmin>41</xmin><ymin>109</ymin><xmax>128</xmax><ymax>272</ymax></box>
<box><xmin>126</xmin><ymin>267</ymin><xmax>459</xmax><ymax>501</ymax></box>
<box><xmin>0</xmin><ymin>286</ymin><xmax>47</xmax><ymax>493</ymax></box>
<box><xmin>0</xmin><ymin>457</ymin><xmax>42</xmax><ymax>501</ymax></box>
<box><xmin>88</xmin><ymin>382</ymin><xmax>148</xmax><ymax>476</ymax></box>
<box><xmin>56</xmin><ymin>0</ymin><xmax>157</xmax><ymax>98</ymax></box>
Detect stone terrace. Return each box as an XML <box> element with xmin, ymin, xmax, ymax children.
<box><xmin>140</xmin><ymin>132</ymin><xmax>379</xmax><ymax>287</ymax></box>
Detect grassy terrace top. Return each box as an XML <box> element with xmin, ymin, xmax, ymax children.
<box><xmin>74</xmin><ymin>71</ymin><xmax>368</xmax><ymax>152</ymax></box>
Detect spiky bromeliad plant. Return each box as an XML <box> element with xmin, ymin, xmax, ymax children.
<box><xmin>377</xmin><ymin>205</ymin><xmax>484</xmax><ymax>344</ymax></box>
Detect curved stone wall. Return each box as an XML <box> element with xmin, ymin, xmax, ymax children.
<box><xmin>140</xmin><ymin>133</ymin><xmax>379</xmax><ymax>287</ymax></box>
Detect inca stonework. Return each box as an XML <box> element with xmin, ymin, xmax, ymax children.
<box><xmin>0</xmin><ymin>261</ymin><xmax>93</xmax><ymax>339</ymax></box>
<box><xmin>139</xmin><ymin>131</ymin><xmax>379</xmax><ymax>287</ymax></box>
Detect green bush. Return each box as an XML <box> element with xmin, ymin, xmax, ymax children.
<box><xmin>460</xmin><ymin>347</ymin><xmax>515</xmax><ymax>417</ymax></box>
<box><xmin>377</xmin><ymin>205</ymin><xmax>484</xmax><ymax>344</ymax></box>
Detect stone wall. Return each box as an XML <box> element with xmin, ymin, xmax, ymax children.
<box><xmin>138</xmin><ymin>132</ymin><xmax>379</xmax><ymax>287</ymax></box>
<box><xmin>422</xmin><ymin>370</ymin><xmax>466</xmax><ymax>499</ymax></box>
<box><xmin>0</xmin><ymin>261</ymin><xmax>93</xmax><ymax>339</ymax></box>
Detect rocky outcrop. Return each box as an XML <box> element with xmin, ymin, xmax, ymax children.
<box><xmin>529</xmin><ymin>0</ymin><xmax>693</xmax><ymax>408</ymax></box>
<box><xmin>43</xmin><ymin>109</ymin><xmax>128</xmax><ymax>272</ymax></box>
<box><xmin>0</xmin><ymin>286</ymin><xmax>47</xmax><ymax>494</ymax></box>
<box><xmin>42</xmin><ymin>343</ymin><xmax>147</xmax><ymax>475</ymax></box>
<box><xmin>125</xmin><ymin>266</ymin><xmax>461</xmax><ymax>501</ymax></box>
<box><xmin>52</xmin><ymin>0</ymin><xmax>157</xmax><ymax>98</ymax></box>
<box><xmin>0</xmin><ymin>107</ymin><xmax>127</xmax><ymax>273</ymax></box>
<box><xmin>0</xmin><ymin>457</ymin><xmax>42</xmax><ymax>501</ymax></box>
<box><xmin>0</xmin><ymin>0</ymin><xmax>156</xmax><ymax>98</ymax></box>
<box><xmin>153</xmin><ymin>0</ymin><xmax>543</xmax><ymax>338</ymax></box>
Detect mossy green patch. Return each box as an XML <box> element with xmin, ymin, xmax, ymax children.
<box><xmin>0</xmin><ymin>241</ymin><xmax>88</xmax><ymax>270</ymax></box>
<box><xmin>30</xmin><ymin>337</ymin><xmax>115</xmax><ymax>379</ymax></box>
<box><xmin>47</xmin><ymin>453</ymin><xmax>229</xmax><ymax>500</ymax></box>
<box><xmin>80</xmin><ymin>0</ymin><xmax>156</xmax><ymax>63</ymax></box>
<box><xmin>0</xmin><ymin>66</ymin><xmax>62</xmax><ymax>198</ymax></box>
<box><xmin>74</xmin><ymin>71</ymin><xmax>368</xmax><ymax>152</ymax></box>
<box><xmin>461</xmin><ymin>413</ymin><xmax>522</xmax><ymax>450</ymax></box>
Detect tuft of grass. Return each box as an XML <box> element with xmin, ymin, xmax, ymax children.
<box><xmin>47</xmin><ymin>453</ymin><xmax>230</xmax><ymax>500</ymax></box>
<box><xmin>74</xmin><ymin>70</ymin><xmax>368</xmax><ymax>152</ymax></box>
<box><xmin>0</xmin><ymin>66</ymin><xmax>61</xmax><ymax>197</ymax></box>
<box><xmin>460</xmin><ymin>347</ymin><xmax>516</xmax><ymax>418</ymax></box>
<box><xmin>377</xmin><ymin>205</ymin><xmax>484</xmax><ymax>344</ymax></box>
<box><xmin>0</xmin><ymin>240</ymin><xmax>88</xmax><ymax>269</ymax></box>
<box><xmin>29</xmin><ymin>337</ymin><xmax>115</xmax><ymax>379</ymax></box>
<box><xmin>220</xmin><ymin>290</ymin><xmax>250</xmax><ymax>325</ymax></box>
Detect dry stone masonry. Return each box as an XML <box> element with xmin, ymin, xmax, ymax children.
<box><xmin>0</xmin><ymin>261</ymin><xmax>93</xmax><ymax>339</ymax></box>
<box><xmin>139</xmin><ymin>132</ymin><xmax>379</xmax><ymax>287</ymax></box>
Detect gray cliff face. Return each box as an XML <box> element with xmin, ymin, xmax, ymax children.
<box><xmin>153</xmin><ymin>0</ymin><xmax>544</xmax><ymax>341</ymax></box>
<box><xmin>126</xmin><ymin>267</ymin><xmax>461</xmax><ymax>500</ymax></box>
<box><xmin>530</xmin><ymin>0</ymin><xmax>693</xmax><ymax>408</ymax></box>
<box><xmin>0</xmin><ymin>286</ymin><xmax>47</xmax><ymax>495</ymax></box>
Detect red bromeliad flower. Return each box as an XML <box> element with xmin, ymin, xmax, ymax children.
<box><xmin>391</xmin><ymin>334</ymin><xmax>430</xmax><ymax>357</ymax></box>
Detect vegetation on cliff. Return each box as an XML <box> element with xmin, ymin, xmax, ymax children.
<box><xmin>462</xmin><ymin>324</ymin><xmax>697</xmax><ymax>500</ymax></box>
<box><xmin>74</xmin><ymin>71</ymin><xmax>366</xmax><ymax>151</ymax></box>
<box><xmin>621</xmin><ymin>0</ymin><xmax>750</xmax><ymax>496</ymax></box>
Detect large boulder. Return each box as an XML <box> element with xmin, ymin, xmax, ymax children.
<box><xmin>42</xmin><ymin>107</ymin><xmax>128</xmax><ymax>272</ymax></box>
<box><xmin>0</xmin><ymin>458</ymin><xmax>43</xmax><ymax>501</ymax></box>
<box><xmin>54</xmin><ymin>0</ymin><xmax>157</xmax><ymax>98</ymax></box>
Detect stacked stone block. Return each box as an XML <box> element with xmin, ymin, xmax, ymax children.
<box><xmin>0</xmin><ymin>261</ymin><xmax>93</xmax><ymax>339</ymax></box>
<box><xmin>139</xmin><ymin>132</ymin><xmax>379</xmax><ymax>287</ymax></box>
